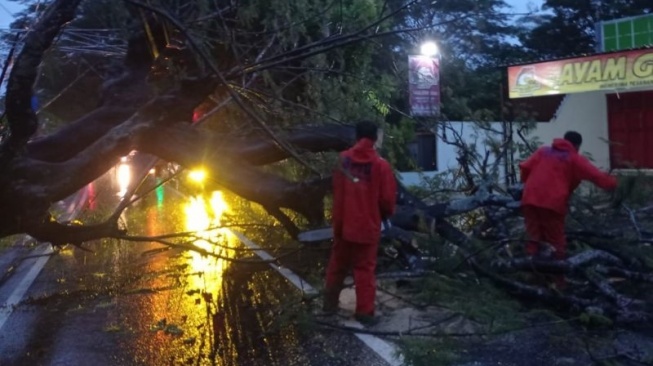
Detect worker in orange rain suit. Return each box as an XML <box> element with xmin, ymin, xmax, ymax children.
<box><xmin>519</xmin><ymin>131</ymin><xmax>617</xmax><ymax>272</ymax></box>
<box><xmin>323</xmin><ymin>121</ymin><xmax>397</xmax><ymax>325</ymax></box>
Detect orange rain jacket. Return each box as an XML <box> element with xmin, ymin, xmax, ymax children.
<box><xmin>332</xmin><ymin>138</ymin><xmax>397</xmax><ymax>244</ymax></box>
<box><xmin>520</xmin><ymin>138</ymin><xmax>617</xmax><ymax>215</ymax></box>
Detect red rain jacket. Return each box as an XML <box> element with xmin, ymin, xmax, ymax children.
<box><xmin>332</xmin><ymin>138</ymin><xmax>397</xmax><ymax>245</ymax></box>
<box><xmin>519</xmin><ymin>138</ymin><xmax>617</xmax><ymax>215</ymax></box>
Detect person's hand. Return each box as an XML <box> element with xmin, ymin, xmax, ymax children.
<box><xmin>610</xmin><ymin>175</ymin><xmax>636</xmax><ymax>208</ymax></box>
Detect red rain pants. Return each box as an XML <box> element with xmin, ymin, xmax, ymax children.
<box><xmin>522</xmin><ymin>205</ymin><xmax>567</xmax><ymax>259</ymax></box>
<box><xmin>324</xmin><ymin>237</ymin><xmax>378</xmax><ymax>316</ymax></box>
<box><xmin>522</xmin><ymin>205</ymin><xmax>567</xmax><ymax>288</ymax></box>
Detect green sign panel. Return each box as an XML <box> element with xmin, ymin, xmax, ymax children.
<box><xmin>599</xmin><ymin>14</ymin><xmax>653</xmax><ymax>52</ymax></box>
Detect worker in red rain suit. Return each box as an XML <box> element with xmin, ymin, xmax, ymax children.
<box><xmin>323</xmin><ymin>121</ymin><xmax>397</xmax><ymax>325</ymax></box>
<box><xmin>519</xmin><ymin>131</ymin><xmax>617</xmax><ymax>264</ymax></box>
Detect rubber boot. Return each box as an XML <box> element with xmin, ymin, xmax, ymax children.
<box><xmin>322</xmin><ymin>287</ymin><xmax>341</xmax><ymax>314</ymax></box>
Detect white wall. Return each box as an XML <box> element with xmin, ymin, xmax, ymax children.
<box><xmin>399</xmin><ymin>122</ymin><xmax>509</xmax><ymax>186</ymax></box>
<box><xmin>531</xmin><ymin>86</ymin><xmax>653</xmax><ymax>170</ymax></box>
<box><xmin>531</xmin><ymin>92</ymin><xmax>611</xmax><ymax>169</ymax></box>
<box><xmin>398</xmin><ymin>171</ymin><xmax>438</xmax><ymax>186</ymax></box>
<box><xmin>399</xmin><ymin>87</ymin><xmax>653</xmax><ymax>187</ymax></box>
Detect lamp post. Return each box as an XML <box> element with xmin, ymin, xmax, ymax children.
<box><xmin>406</xmin><ymin>41</ymin><xmax>442</xmax><ymax>171</ymax></box>
<box><xmin>408</xmin><ymin>41</ymin><xmax>441</xmax><ymax>117</ymax></box>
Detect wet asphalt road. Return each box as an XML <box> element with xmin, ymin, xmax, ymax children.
<box><xmin>0</xmin><ymin>190</ymin><xmax>393</xmax><ymax>366</ymax></box>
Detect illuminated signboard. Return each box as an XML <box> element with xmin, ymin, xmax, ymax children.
<box><xmin>508</xmin><ymin>48</ymin><xmax>653</xmax><ymax>99</ymax></box>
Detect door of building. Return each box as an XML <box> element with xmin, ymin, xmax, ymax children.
<box><xmin>607</xmin><ymin>90</ymin><xmax>653</xmax><ymax>169</ymax></box>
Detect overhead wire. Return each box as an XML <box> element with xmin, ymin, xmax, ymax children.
<box><xmin>0</xmin><ymin>28</ymin><xmax>128</xmax><ymax>59</ymax></box>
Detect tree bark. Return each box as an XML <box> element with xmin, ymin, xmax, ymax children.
<box><xmin>492</xmin><ymin>250</ymin><xmax>623</xmax><ymax>274</ymax></box>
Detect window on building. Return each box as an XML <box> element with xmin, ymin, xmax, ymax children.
<box><xmin>633</xmin><ymin>16</ymin><xmax>653</xmax><ymax>48</ymax></box>
<box><xmin>600</xmin><ymin>14</ymin><xmax>653</xmax><ymax>52</ymax></box>
<box><xmin>405</xmin><ymin>132</ymin><xmax>437</xmax><ymax>171</ymax></box>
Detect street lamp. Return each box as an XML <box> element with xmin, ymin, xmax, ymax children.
<box><xmin>420</xmin><ymin>41</ymin><xmax>439</xmax><ymax>57</ymax></box>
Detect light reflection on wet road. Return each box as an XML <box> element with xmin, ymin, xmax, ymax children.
<box><xmin>0</xmin><ymin>189</ymin><xmax>391</xmax><ymax>366</ymax></box>
<box><xmin>117</xmin><ymin>192</ymin><xmax>328</xmax><ymax>365</ymax></box>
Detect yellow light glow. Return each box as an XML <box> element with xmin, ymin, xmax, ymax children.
<box><xmin>209</xmin><ymin>191</ymin><xmax>228</xmax><ymax>222</ymax></box>
<box><xmin>116</xmin><ymin>162</ymin><xmax>131</xmax><ymax>197</ymax></box>
<box><xmin>184</xmin><ymin>191</ymin><xmax>231</xmax><ymax>286</ymax></box>
<box><xmin>188</xmin><ymin>169</ymin><xmax>207</xmax><ymax>183</ymax></box>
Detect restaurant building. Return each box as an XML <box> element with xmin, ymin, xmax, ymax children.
<box><xmin>509</xmin><ymin>14</ymin><xmax>653</xmax><ymax>171</ymax></box>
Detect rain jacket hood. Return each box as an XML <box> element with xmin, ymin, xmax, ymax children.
<box><xmin>551</xmin><ymin>138</ymin><xmax>577</xmax><ymax>153</ymax></box>
<box><xmin>348</xmin><ymin>138</ymin><xmax>378</xmax><ymax>162</ymax></box>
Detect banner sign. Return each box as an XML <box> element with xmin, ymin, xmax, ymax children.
<box><xmin>408</xmin><ymin>55</ymin><xmax>440</xmax><ymax>116</ymax></box>
<box><xmin>508</xmin><ymin>48</ymin><xmax>653</xmax><ymax>99</ymax></box>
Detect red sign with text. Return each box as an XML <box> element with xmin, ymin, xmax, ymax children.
<box><xmin>409</xmin><ymin>55</ymin><xmax>440</xmax><ymax>116</ymax></box>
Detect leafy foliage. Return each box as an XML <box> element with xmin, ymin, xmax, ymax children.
<box><xmin>401</xmin><ymin>338</ymin><xmax>460</xmax><ymax>366</ymax></box>
<box><xmin>416</xmin><ymin>274</ymin><xmax>527</xmax><ymax>330</ymax></box>
<box><xmin>519</xmin><ymin>0</ymin><xmax>653</xmax><ymax>59</ymax></box>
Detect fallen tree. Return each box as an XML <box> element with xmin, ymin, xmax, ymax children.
<box><xmin>0</xmin><ymin>0</ymin><xmax>651</xmax><ymax>329</ymax></box>
<box><xmin>383</xmin><ymin>121</ymin><xmax>653</xmax><ymax>326</ymax></box>
<box><xmin>0</xmin><ymin>0</ymin><xmax>418</xmax><ymax>241</ymax></box>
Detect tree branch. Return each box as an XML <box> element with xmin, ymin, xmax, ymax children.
<box><xmin>493</xmin><ymin>250</ymin><xmax>623</xmax><ymax>274</ymax></box>
<box><xmin>26</xmin><ymin>31</ymin><xmax>156</xmax><ymax>162</ymax></box>
<box><xmin>126</xmin><ymin>0</ymin><xmax>322</xmax><ymax>177</ymax></box>
<box><xmin>3</xmin><ymin>0</ymin><xmax>83</xmax><ymax>155</ymax></box>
